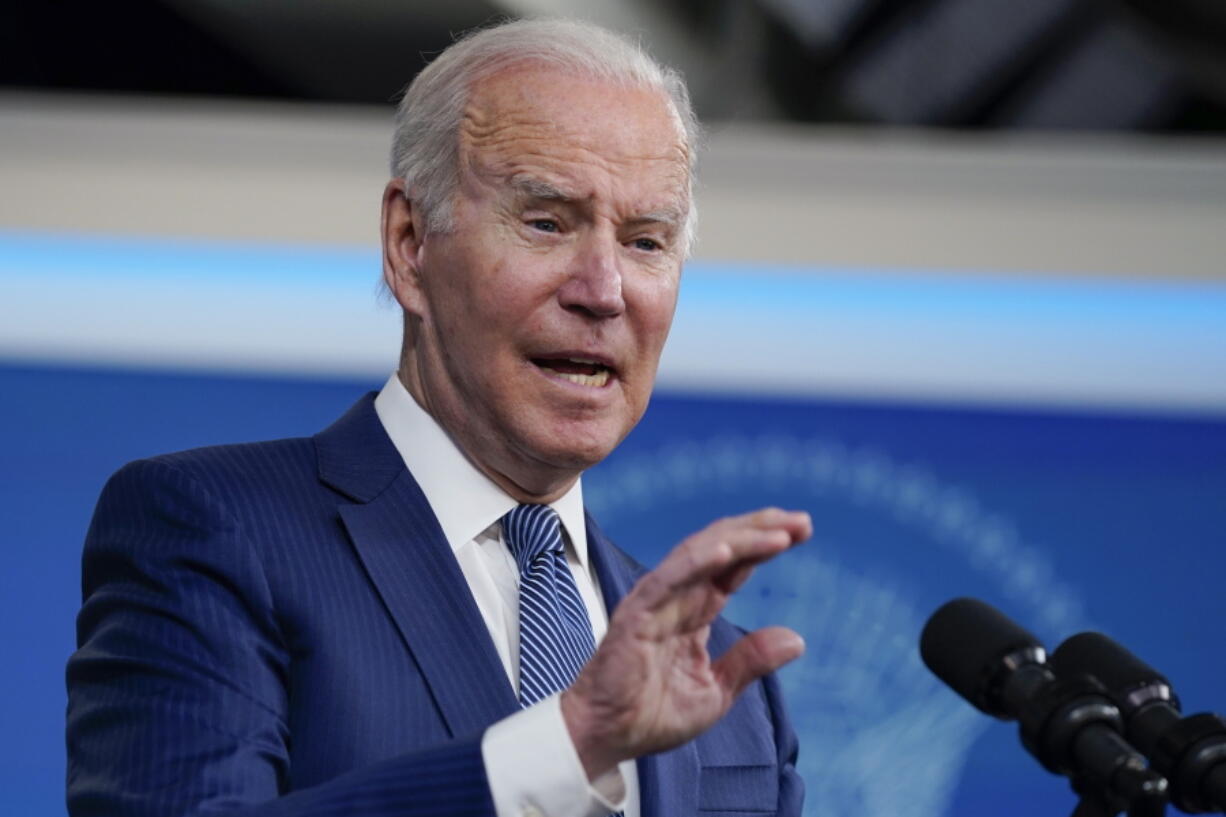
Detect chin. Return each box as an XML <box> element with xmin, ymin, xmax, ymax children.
<box><xmin>538</xmin><ymin>436</ymin><xmax>617</xmax><ymax>472</ymax></box>
<box><xmin>527</xmin><ymin>420</ymin><xmax>625</xmax><ymax>472</ymax></box>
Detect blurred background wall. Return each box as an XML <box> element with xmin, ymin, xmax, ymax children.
<box><xmin>3</xmin><ymin>1</ymin><xmax>1225</xmax><ymax>816</ymax></box>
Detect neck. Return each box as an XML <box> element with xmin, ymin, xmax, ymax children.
<box><xmin>396</xmin><ymin>364</ymin><xmax>581</xmax><ymax>505</ymax></box>
<box><xmin>476</xmin><ymin>462</ymin><xmax>579</xmax><ymax>506</ymax></box>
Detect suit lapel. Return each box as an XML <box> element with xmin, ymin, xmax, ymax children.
<box><xmin>317</xmin><ymin>395</ymin><xmax>519</xmax><ymax>739</ymax></box>
<box><xmin>585</xmin><ymin>514</ymin><xmax>701</xmax><ymax>817</ymax></box>
<box><xmin>584</xmin><ymin>510</ymin><xmax>638</xmax><ymax>613</ymax></box>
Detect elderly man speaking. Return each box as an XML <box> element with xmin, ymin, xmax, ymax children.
<box><xmin>66</xmin><ymin>18</ymin><xmax>810</xmax><ymax>817</ymax></box>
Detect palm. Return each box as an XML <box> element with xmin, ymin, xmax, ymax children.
<box><xmin>563</xmin><ymin>508</ymin><xmax>811</xmax><ymax>778</ymax></box>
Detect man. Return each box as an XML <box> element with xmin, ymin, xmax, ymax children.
<box><xmin>67</xmin><ymin>18</ymin><xmax>810</xmax><ymax>817</ymax></box>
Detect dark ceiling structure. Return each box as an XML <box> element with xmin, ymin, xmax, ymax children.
<box><xmin>3</xmin><ymin>0</ymin><xmax>1224</xmax><ymax>132</ymax></box>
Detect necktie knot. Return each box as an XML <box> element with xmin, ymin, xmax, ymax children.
<box><xmin>501</xmin><ymin>504</ymin><xmax>564</xmax><ymax>575</ymax></box>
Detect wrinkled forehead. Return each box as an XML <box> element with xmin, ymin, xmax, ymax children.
<box><xmin>457</xmin><ymin>66</ymin><xmax>691</xmax><ymax>203</ymax></box>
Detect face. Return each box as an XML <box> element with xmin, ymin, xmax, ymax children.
<box><xmin>382</xmin><ymin>66</ymin><xmax>690</xmax><ymax>501</ymax></box>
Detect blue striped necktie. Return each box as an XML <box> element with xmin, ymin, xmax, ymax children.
<box><xmin>502</xmin><ymin>504</ymin><xmax>597</xmax><ymax>707</ymax></box>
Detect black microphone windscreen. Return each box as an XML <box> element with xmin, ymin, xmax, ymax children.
<box><xmin>920</xmin><ymin>597</ymin><xmax>1044</xmax><ymax>712</ymax></box>
<box><xmin>1051</xmin><ymin>632</ymin><xmax>1173</xmax><ymax>700</ymax></box>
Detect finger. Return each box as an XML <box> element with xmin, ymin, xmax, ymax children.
<box><xmin>713</xmin><ymin>560</ymin><xmax>757</xmax><ymax>595</ymax></box>
<box><xmin>627</xmin><ymin>509</ymin><xmax>812</xmax><ymax>614</ymax></box>
<box><xmin>708</xmin><ymin>510</ymin><xmax>811</xmax><ymax>593</ymax></box>
<box><xmin>712</xmin><ymin>626</ymin><xmax>805</xmax><ymax>699</ymax></box>
<box><xmin>712</xmin><ymin>508</ymin><xmax>813</xmax><ymax>544</ymax></box>
<box><xmin>710</xmin><ymin>537</ymin><xmax>787</xmax><ymax>596</ymax></box>
<box><xmin>678</xmin><ymin>512</ymin><xmax>808</xmax><ymax>577</ymax></box>
<box><xmin>635</xmin><ymin>527</ymin><xmax>792</xmax><ymax>611</ymax></box>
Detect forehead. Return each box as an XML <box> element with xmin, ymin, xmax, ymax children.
<box><xmin>458</xmin><ymin>66</ymin><xmax>690</xmax><ymax>207</ymax></box>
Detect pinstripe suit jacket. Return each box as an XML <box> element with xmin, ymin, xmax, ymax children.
<box><xmin>66</xmin><ymin>394</ymin><xmax>802</xmax><ymax>817</ymax></box>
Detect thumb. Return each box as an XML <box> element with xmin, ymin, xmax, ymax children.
<box><xmin>712</xmin><ymin>626</ymin><xmax>805</xmax><ymax>699</ymax></box>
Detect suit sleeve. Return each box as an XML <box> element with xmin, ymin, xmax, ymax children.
<box><xmin>66</xmin><ymin>458</ymin><xmax>497</xmax><ymax>817</ymax></box>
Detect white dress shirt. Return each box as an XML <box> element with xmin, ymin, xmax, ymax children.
<box><xmin>374</xmin><ymin>374</ymin><xmax>639</xmax><ymax>817</ymax></box>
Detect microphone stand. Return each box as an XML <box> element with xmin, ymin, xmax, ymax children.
<box><xmin>1068</xmin><ymin>769</ymin><xmax>1167</xmax><ymax>817</ymax></box>
<box><xmin>1006</xmin><ymin>670</ymin><xmax>1169</xmax><ymax>817</ymax></box>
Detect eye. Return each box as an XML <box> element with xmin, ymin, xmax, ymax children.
<box><xmin>528</xmin><ymin>218</ymin><xmax>560</xmax><ymax>233</ymax></box>
<box><xmin>631</xmin><ymin>237</ymin><xmax>662</xmax><ymax>252</ymax></box>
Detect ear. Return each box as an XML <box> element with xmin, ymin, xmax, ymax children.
<box><xmin>380</xmin><ymin>178</ymin><xmax>429</xmax><ymax>316</ymax></box>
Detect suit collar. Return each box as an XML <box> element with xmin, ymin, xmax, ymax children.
<box><xmin>314</xmin><ymin>393</ymin><xmax>404</xmax><ymax>503</ymax></box>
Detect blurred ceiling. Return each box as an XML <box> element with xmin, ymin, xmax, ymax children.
<box><xmin>2</xmin><ymin>0</ymin><xmax>1225</xmax><ymax>131</ymax></box>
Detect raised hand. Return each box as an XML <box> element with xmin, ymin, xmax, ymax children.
<box><xmin>560</xmin><ymin>507</ymin><xmax>812</xmax><ymax>779</ymax></box>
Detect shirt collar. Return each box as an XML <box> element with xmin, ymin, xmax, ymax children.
<box><xmin>373</xmin><ymin>373</ymin><xmax>589</xmax><ymax>565</ymax></box>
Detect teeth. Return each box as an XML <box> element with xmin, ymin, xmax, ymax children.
<box><xmin>553</xmin><ymin>369</ymin><xmax>610</xmax><ymax>387</ymax></box>
<box><xmin>568</xmin><ymin>357</ymin><xmax>600</xmax><ymax>365</ymax></box>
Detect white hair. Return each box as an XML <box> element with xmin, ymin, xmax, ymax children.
<box><xmin>390</xmin><ymin>17</ymin><xmax>701</xmax><ymax>254</ymax></box>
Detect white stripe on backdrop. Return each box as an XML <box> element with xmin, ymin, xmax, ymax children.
<box><xmin>3</xmin><ymin>230</ymin><xmax>1225</xmax><ymax>415</ymax></box>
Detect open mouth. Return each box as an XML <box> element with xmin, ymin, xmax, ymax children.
<box><xmin>531</xmin><ymin>356</ymin><xmax>614</xmax><ymax>388</ymax></box>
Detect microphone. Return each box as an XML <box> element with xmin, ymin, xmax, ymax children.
<box><xmin>1053</xmin><ymin>632</ymin><xmax>1226</xmax><ymax>814</ymax></box>
<box><xmin>920</xmin><ymin>598</ymin><xmax>1168</xmax><ymax>815</ymax></box>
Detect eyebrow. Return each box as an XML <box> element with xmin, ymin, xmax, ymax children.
<box><xmin>510</xmin><ymin>177</ymin><xmax>575</xmax><ymax>202</ymax></box>
<box><xmin>630</xmin><ymin>208</ymin><xmax>683</xmax><ymax>229</ymax></box>
<box><xmin>509</xmin><ymin>176</ymin><xmax>686</xmax><ymax>230</ymax></box>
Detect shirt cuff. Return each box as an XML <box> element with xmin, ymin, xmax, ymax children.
<box><xmin>482</xmin><ymin>694</ymin><xmax>627</xmax><ymax>817</ymax></box>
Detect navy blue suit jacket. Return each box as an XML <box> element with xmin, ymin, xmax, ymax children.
<box><xmin>67</xmin><ymin>394</ymin><xmax>802</xmax><ymax>816</ymax></box>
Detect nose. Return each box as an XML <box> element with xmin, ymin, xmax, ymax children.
<box><xmin>558</xmin><ymin>232</ymin><xmax>625</xmax><ymax>318</ymax></box>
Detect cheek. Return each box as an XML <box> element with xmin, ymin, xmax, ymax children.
<box><xmin>447</xmin><ymin>285</ymin><xmax>539</xmax><ymax>375</ymax></box>
<box><xmin>633</xmin><ymin>278</ymin><xmax>681</xmax><ymax>350</ymax></box>
<box><xmin>429</xmin><ymin>248</ymin><xmax>514</xmax><ymax>331</ymax></box>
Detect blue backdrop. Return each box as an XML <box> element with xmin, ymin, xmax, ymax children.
<box><xmin>4</xmin><ymin>361</ymin><xmax>1224</xmax><ymax>817</ymax></box>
